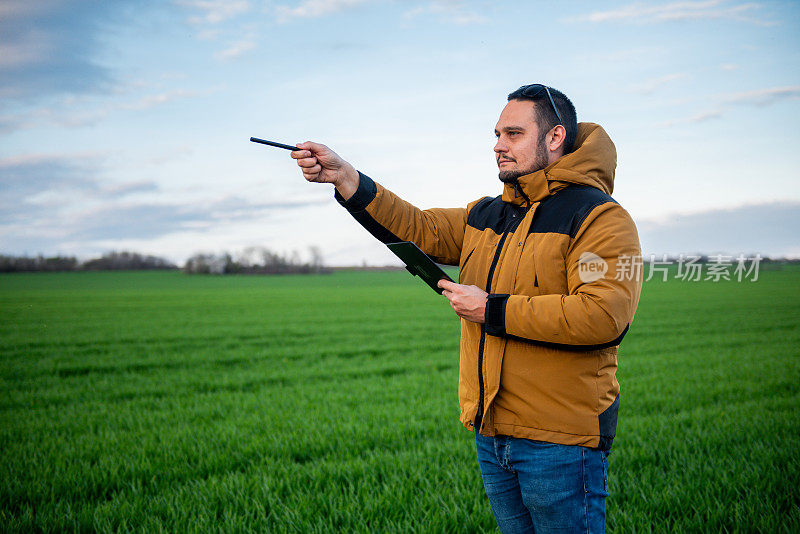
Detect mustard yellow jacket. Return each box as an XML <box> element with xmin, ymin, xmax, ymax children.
<box><xmin>336</xmin><ymin>123</ymin><xmax>642</xmax><ymax>450</ymax></box>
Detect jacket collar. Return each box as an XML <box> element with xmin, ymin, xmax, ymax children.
<box><xmin>501</xmin><ymin>122</ymin><xmax>617</xmax><ymax>206</ymax></box>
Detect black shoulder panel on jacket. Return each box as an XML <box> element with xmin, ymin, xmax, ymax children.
<box><xmin>530</xmin><ymin>185</ymin><xmax>618</xmax><ymax>238</ymax></box>
<box><xmin>467</xmin><ymin>196</ymin><xmax>527</xmax><ymax>234</ymax></box>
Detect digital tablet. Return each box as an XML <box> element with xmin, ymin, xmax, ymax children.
<box><xmin>386</xmin><ymin>241</ymin><xmax>453</xmax><ymax>294</ymax></box>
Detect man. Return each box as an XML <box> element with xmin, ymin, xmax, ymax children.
<box><xmin>291</xmin><ymin>84</ymin><xmax>642</xmax><ymax>533</ymax></box>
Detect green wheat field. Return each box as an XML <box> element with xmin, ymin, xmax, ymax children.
<box><xmin>1</xmin><ymin>268</ymin><xmax>799</xmax><ymax>533</ymax></box>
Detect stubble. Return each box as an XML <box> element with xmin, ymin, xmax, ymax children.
<box><xmin>498</xmin><ymin>134</ymin><xmax>549</xmax><ymax>183</ymax></box>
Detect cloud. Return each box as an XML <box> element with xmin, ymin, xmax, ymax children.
<box><xmin>570</xmin><ymin>0</ymin><xmax>773</xmax><ymax>26</ymax></box>
<box><xmin>0</xmin><ymin>112</ymin><xmax>29</xmax><ymax>135</ymax></box>
<box><xmin>723</xmin><ymin>85</ymin><xmax>800</xmax><ymax>107</ymax></box>
<box><xmin>0</xmin><ymin>104</ymin><xmax>110</xmax><ymax>133</ymax></box>
<box><xmin>0</xmin><ymin>2</ymin><xmax>223</xmax><ymax>105</ymax></box>
<box><xmin>655</xmin><ymin>109</ymin><xmax>723</xmax><ymax>128</ymax></box>
<box><xmin>213</xmin><ymin>37</ymin><xmax>257</xmax><ymax>60</ymax></box>
<box><xmin>655</xmin><ymin>85</ymin><xmax>799</xmax><ymax>127</ymax></box>
<box><xmin>638</xmin><ymin>201</ymin><xmax>800</xmax><ymax>257</ymax></box>
<box><xmin>0</xmin><ymin>0</ymin><xmax>132</xmax><ymax>102</ymax></box>
<box><xmin>632</xmin><ymin>72</ymin><xmax>688</xmax><ymax>95</ymax></box>
<box><xmin>175</xmin><ymin>2</ymin><xmax>257</xmax><ymax>59</ymax></box>
<box><xmin>0</xmin><ymin>88</ymin><xmax>205</xmax><ymax>134</ymax></box>
<box><xmin>0</xmin><ymin>197</ymin><xmax>328</xmax><ymax>249</ymax></box>
<box><xmin>123</xmin><ymin>89</ymin><xmax>201</xmax><ymax>110</ymax></box>
<box><xmin>100</xmin><ymin>181</ymin><xmax>160</xmax><ymax>197</ymax></box>
<box><xmin>0</xmin><ymin>152</ymin><xmax>329</xmax><ymax>252</ymax></box>
<box><xmin>196</xmin><ymin>28</ymin><xmax>223</xmax><ymax>40</ymax></box>
<box><xmin>275</xmin><ymin>0</ymin><xmax>371</xmax><ymax>21</ymax></box>
<box><xmin>60</xmin><ymin>197</ymin><xmax>324</xmax><ymax>241</ymax></box>
<box><xmin>0</xmin><ymin>153</ymin><xmax>166</xmax><ymax>218</ymax></box>
<box><xmin>175</xmin><ymin>0</ymin><xmax>259</xmax><ymax>60</ymax></box>
<box><xmin>178</xmin><ymin>0</ymin><xmax>251</xmax><ymax>24</ymax></box>
<box><xmin>145</xmin><ymin>145</ymin><xmax>195</xmax><ymax>166</ymax></box>
<box><xmin>404</xmin><ymin>0</ymin><xmax>489</xmax><ymax>25</ymax></box>
<box><xmin>0</xmin><ymin>153</ymin><xmax>98</xmax><ymax>209</ymax></box>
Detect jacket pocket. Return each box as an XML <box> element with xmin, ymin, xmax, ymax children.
<box><xmin>513</xmin><ymin>235</ymin><xmax>540</xmax><ymax>296</ymax></box>
<box><xmin>458</xmin><ymin>246</ymin><xmax>478</xmax><ymax>285</ymax></box>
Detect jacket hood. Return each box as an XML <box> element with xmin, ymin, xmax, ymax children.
<box><xmin>502</xmin><ymin>122</ymin><xmax>617</xmax><ymax>205</ymax></box>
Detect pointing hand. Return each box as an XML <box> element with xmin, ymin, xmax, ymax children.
<box><xmin>291</xmin><ymin>141</ymin><xmax>360</xmax><ymax>199</ymax></box>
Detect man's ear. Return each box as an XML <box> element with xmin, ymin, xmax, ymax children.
<box><xmin>548</xmin><ymin>125</ymin><xmax>567</xmax><ymax>153</ymax></box>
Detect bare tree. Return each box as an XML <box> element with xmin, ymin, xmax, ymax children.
<box><xmin>183</xmin><ymin>247</ymin><xmax>329</xmax><ymax>275</ymax></box>
<box><xmin>309</xmin><ymin>246</ymin><xmax>324</xmax><ymax>273</ymax></box>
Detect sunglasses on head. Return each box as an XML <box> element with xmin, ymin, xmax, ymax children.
<box><xmin>516</xmin><ymin>84</ymin><xmax>563</xmax><ymax>126</ymax></box>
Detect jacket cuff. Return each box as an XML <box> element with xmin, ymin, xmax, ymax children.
<box><xmin>484</xmin><ymin>294</ymin><xmax>509</xmax><ymax>336</ymax></box>
<box><xmin>334</xmin><ymin>171</ymin><xmax>377</xmax><ymax>212</ymax></box>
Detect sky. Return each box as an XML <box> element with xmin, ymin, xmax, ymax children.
<box><xmin>1</xmin><ymin>0</ymin><xmax>799</xmax><ymax>266</ymax></box>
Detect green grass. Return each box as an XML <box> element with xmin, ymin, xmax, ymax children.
<box><xmin>1</xmin><ymin>269</ymin><xmax>798</xmax><ymax>532</ymax></box>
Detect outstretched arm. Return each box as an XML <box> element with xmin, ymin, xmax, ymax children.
<box><xmin>291</xmin><ymin>141</ymin><xmax>467</xmax><ymax>265</ymax></box>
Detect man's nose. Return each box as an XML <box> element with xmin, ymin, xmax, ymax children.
<box><xmin>494</xmin><ymin>138</ymin><xmax>508</xmax><ymax>153</ymax></box>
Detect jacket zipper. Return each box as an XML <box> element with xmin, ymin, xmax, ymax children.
<box><xmin>474</xmin><ymin>205</ymin><xmax>530</xmax><ymax>432</ymax></box>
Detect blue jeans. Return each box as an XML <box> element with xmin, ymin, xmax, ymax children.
<box><xmin>475</xmin><ymin>431</ymin><xmax>609</xmax><ymax>534</ymax></box>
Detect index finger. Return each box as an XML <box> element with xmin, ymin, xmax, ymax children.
<box><xmin>438</xmin><ymin>279</ymin><xmax>457</xmax><ymax>290</ymax></box>
<box><xmin>296</xmin><ymin>141</ymin><xmax>328</xmax><ymax>154</ymax></box>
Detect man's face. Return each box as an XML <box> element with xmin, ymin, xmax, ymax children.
<box><xmin>494</xmin><ymin>99</ymin><xmax>549</xmax><ymax>183</ymax></box>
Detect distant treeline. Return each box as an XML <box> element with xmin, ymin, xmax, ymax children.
<box><xmin>3</xmin><ymin>250</ymin><xmax>799</xmax><ymax>274</ymax></box>
<box><xmin>0</xmin><ymin>247</ymin><xmax>329</xmax><ymax>274</ymax></box>
<box><xmin>183</xmin><ymin>246</ymin><xmax>329</xmax><ymax>275</ymax></box>
<box><xmin>641</xmin><ymin>255</ymin><xmax>800</xmax><ymax>265</ymax></box>
<box><xmin>0</xmin><ymin>251</ymin><xmax>176</xmax><ymax>273</ymax></box>
<box><xmin>646</xmin><ymin>254</ymin><xmax>796</xmax><ymax>262</ymax></box>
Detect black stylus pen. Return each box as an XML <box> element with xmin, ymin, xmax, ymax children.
<box><xmin>249</xmin><ymin>137</ymin><xmax>302</xmax><ymax>151</ymax></box>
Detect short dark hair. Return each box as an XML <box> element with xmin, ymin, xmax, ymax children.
<box><xmin>507</xmin><ymin>85</ymin><xmax>577</xmax><ymax>154</ymax></box>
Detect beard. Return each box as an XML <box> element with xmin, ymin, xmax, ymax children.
<box><xmin>498</xmin><ymin>136</ymin><xmax>549</xmax><ymax>183</ymax></box>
